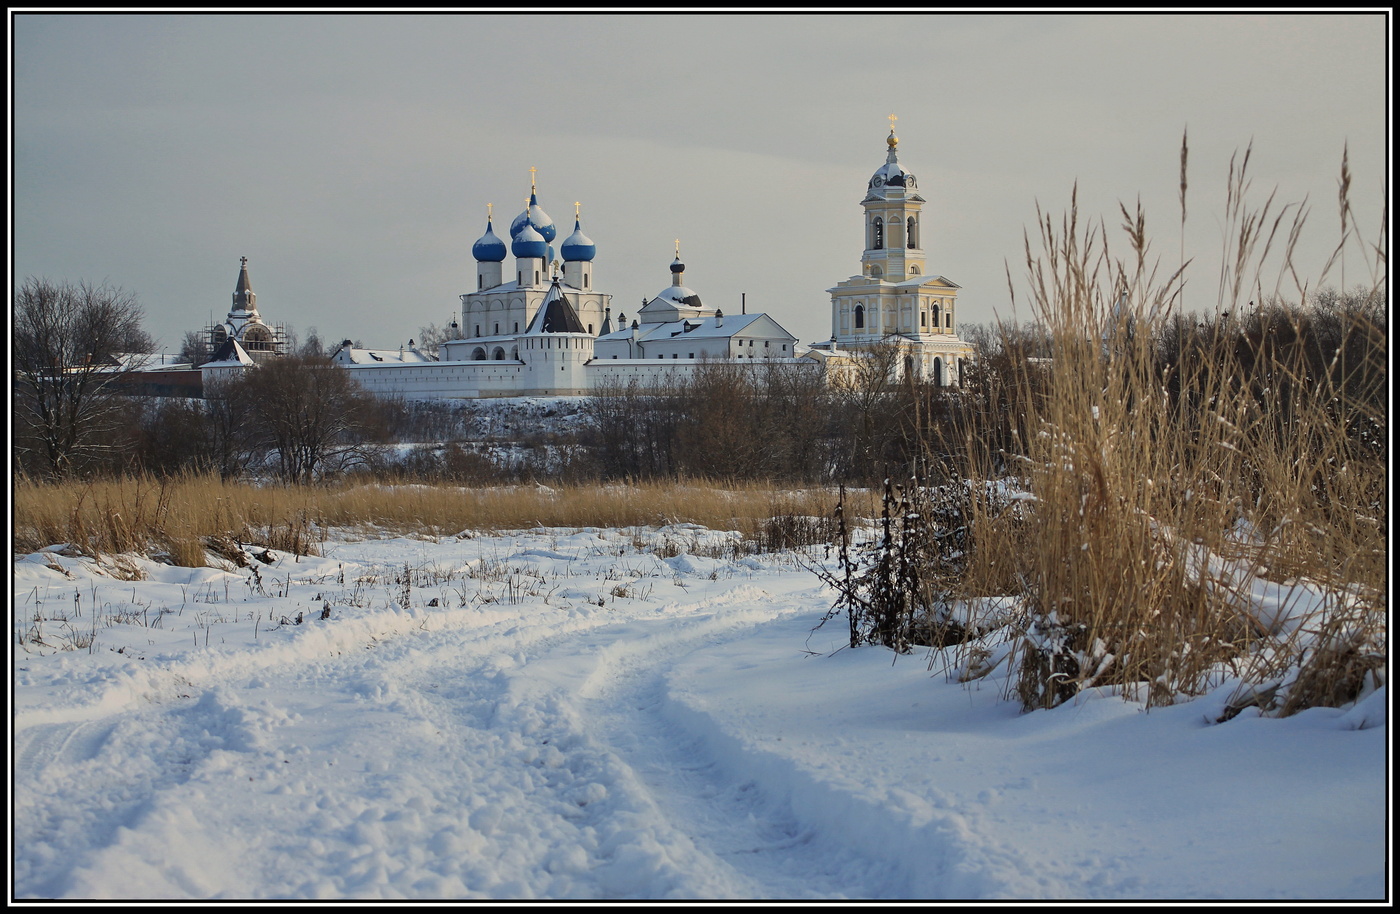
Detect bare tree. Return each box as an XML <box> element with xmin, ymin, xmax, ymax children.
<box><xmin>416</xmin><ymin>321</ymin><xmax>461</xmax><ymax>355</ymax></box>
<box><xmin>234</xmin><ymin>355</ymin><xmax>378</xmax><ymax>483</ymax></box>
<box><xmin>13</xmin><ymin>277</ymin><xmax>154</xmax><ymax>477</ymax></box>
<box><xmin>830</xmin><ymin>338</ymin><xmax>906</xmax><ymax>480</ymax></box>
<box><xmin>177</xmin><ymin>329</ymin><xmax>209</xmax><ymax>367</ymax></box>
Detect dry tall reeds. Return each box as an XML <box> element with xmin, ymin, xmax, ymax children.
<box><xmin>971</xmin><ymin>137</ymin><xmax>1387</xmax><ymax>714</ymax></box>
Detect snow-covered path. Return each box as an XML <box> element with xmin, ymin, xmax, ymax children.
<box><xmin>12</xmin><ymin>528</ymin><xmax>1387</xmax><ymax>901</ymax></box>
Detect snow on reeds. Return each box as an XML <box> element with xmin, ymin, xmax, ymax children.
<box><xmin>973</xmin><ymin>137</ymin><xmax>1387</xmax><ymax>717</ymax></box>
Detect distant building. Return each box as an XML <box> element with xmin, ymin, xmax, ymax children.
<box><xmin>201</xmin><ymin>258</ymin><xmax>287</xmax><ymax>364</ymax></box>
<box><xmin>332</xmin><ymin>176</ymin><xmax>806</xmax><ymax>399</ymax></box>
<box><xmin>812</xmin><ymin>120</ymin><xmax>974</xmax><ymax>386</ymax></box>
<box><xmin>206</xmin><ymin>124</ymin><xmax>971</xmax><ymax>398</ymax></box>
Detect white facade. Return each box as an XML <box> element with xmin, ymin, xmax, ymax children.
<box><xmin>334</xmin><ymin>177</ymin><xmax>808</xmax><ymax>399</ymax></box>
<box><xmin>308</xmin><ymin>131</ymin><xmax>972</xmax><ymax>399</ymax></box>
<box><xmin>816</xmin><ymin>125</ymin><xmax>974</xmax><ymax>386</ymax></box>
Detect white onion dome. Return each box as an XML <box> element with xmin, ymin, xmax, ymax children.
<box><xmin>560</xmin><ymin>218</ymin><xmax>596</xmax><ymax>262</ymax></box>
<box><xmin>868</xmin><ymin>130</ymin><xmax>916</xmax><ymax>190</ymax></box>
<box><xmin>511</xmin><ymin>220</ymin><xmax>548</xmax><ymax>259</ymax></box>
<box><xmin>510</xmin><ymin>192</ymin><xmax>557</xmax><ymax>244</ymax></box>
<box><xmin>471</xmin><ymin>216</ymin><xmax>507</xmax><ymax>262</ymax></box>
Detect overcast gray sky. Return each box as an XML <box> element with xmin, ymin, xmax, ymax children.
<box><xmin>11</xmin><ymin>11</ymin><xmax>1389</xmax><ymax>352</ymax></box>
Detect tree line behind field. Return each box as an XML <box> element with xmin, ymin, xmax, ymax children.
<box><xmin>12</xmin><ymin>276</ymin><xmax>1387</xmax><ymax>489</ymax></box>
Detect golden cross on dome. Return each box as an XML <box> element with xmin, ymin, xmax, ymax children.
<box><xmin>888</xmin><ymin>113</ymin><xmax>898</xmax><ymax>130</ymax></box>
<box><xmin>575</xmin><ymin>201</ymin><xmax>581</xmax><ymax>218</ymax></box>
<box><xmin>529</xmin><ymin>165</ymin><xmax>537</xmax><ymax>192</ymax></box>
<box><xmin>486</xmin><ymin>203</ymin><xmax>493</xmax><ymax>218</ymax></box>
<box><xmin>674</xmin><ymin>239</ymin><xmax>681</xmax><ymax>257</ymax></box>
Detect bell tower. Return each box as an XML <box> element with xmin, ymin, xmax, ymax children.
<box><xmin>826</xmin><ymin>118</ymin><xmax>973</xmax><ymax>386</ymax></box>
<box><xmin>861</xmin><ymin>114</ymin><xmax>927</xmax><ymax>283</ymax></box>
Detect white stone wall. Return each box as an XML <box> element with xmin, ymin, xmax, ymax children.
<box><xmin>338</xmin><ymin>356</ymin><xmax>820</xmax><ymax>400</ymax></box>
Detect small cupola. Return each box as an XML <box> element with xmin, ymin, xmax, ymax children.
<box><xmin>472</xmin><ymin>206</ymin><xmax>507</xmax><ymax>262</ymax></box>
<box><xmin>512</xmin><ymin>219</ymin><xmax>548</xmax><ymax>259</ymax></box>
<box><xmin>509</xmin><ymin>168</ymin><xmax>557</xmax><ymax>243</ymax></box>
<box><xmin>560</xmin><ymin>203</ymin><xmax>596</xmax><ymax>262</ymax></box>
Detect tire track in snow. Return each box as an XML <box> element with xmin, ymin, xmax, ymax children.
<box><xmin>525</xmin><ymin>577</ymin><xmax>916</xmax><ymax>899</ymax></box>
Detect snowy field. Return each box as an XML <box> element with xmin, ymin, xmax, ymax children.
<box><xmin>11</xmin><ymin>526</ymin><xmax>1388</xmax><ymax>901</ymax></box>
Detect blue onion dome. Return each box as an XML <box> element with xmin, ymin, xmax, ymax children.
<box><xmin>471</xmin><ymin>215</ymin><xmax>507</xmax><ymax>262</ymax></box>
<box><xmin>561</xmin><ymin>218</ymin><xmax>596</xmax><ymax>262</ymax></box>
<box><xmin>511</xmin><ymin>220</ymin><xmax>548</xmax><ymax>259</ymax></box>
<box><xmin>510</xmin><ymin>192</ymin><xmax>557</xmax><ymax>244</ymax></box>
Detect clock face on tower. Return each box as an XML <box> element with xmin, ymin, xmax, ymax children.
<box><xmin>872</xmin><ymin>175</ymin><xmax>884</xmax><ymax>187</ymax></box>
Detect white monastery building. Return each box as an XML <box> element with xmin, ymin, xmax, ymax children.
<box><xmin>311</xmin><ymin>124</ymin><xmax>969</xmax><ymax>397</ymax></box>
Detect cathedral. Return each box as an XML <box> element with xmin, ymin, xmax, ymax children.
<box><xmin>313</xmin><ymin>123</ymin><xmax>969</xmax><ymax>397</ymax></box>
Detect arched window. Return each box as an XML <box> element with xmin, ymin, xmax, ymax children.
<box><xmin>492</xmin><ymin>347</ymin><xmax>506</xmax><ymax>360</ymax></box>
<box><xmin>904</xmin><ymin>355</ymin><xmax>916</xmax><ymax>379</ymax></box>
<box><xmin>514</xmin><ymin>322</ymin><xmax>519</xmax><ymax>333</ymax></box>
<box><xmin>933</xmin><ymin>357</ymin><xmax>944</xmax><ymax>387</ymax></box>
<box><xmin>511</xmin><ymin>346</ymin><xmax>519</xmax><ymax>360</ymax></box>
<box><xmin>907</xmin><ymin>217</ymin><xmax>918</xmax><ymax>249</ymax></box>
<box><xmin>932</xmin><ymin>305</ymin><xmax>941</xmax><ymax>329</ymax></box>
<box><xmin>909</xmin><ymin>265</ymin><xmax>920</xmax><ymax>275</ymax></box>
<box><xmin>474</xmin><ymin>325</ymin><xmax>481</xmax><ymax>338</ymax></box>
<box><xmin>921</xmin><ymin>311</ymin><xmax>927</xmax><ymax>327</ymax></box>
<box><xmin>854</xmin><ymin>304</ymin><xmax>865</xmax><ymax>329</ymax></box>
<box><xmin>494</xmin><ymin>322</ymin><xmax>499</xmax><ymax>335</ymax></box>
<box><xmin>471</xmin><ymin>347</ymin><xmax>487</xmax><ymax>361</ymax></box>
<box><xmin>871</xmin><ymin>220</ymin><xmax>883</xmax><ymax>250</ymax></box>
<box><xmin>588</xmin><ymin>324</ymin><xmax>593</xmax><ymax>334</ymax></box>
<box><xmin>242</xmin><ymin>324</ymin><xmax>273</xmax><ymax>351</ymax></box>
<box><xmin>870</xmin><ymin>265</ymin><xmax>882</xmax><ymax>278</ymax></box>
<box><xmin>584</xmin><ymin>275</ymin><xmax>589</xmax><ymax>289</ymax></box>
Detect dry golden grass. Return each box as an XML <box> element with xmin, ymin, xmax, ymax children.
<box><xmin>13</xmin><ymin>472</ymin><xmax>858</xmax><ymax>565</ymax></box>
<box><xmin>977</xmin><ymin>137</ymin><xmax>1387</xmax><ymax>713</ymax></box>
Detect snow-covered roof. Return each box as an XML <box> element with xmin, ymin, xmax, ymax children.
<box><xmin>826</xmin><ymin>274</ymin><xmax>961</xmax><ymax>294</ymax></box>
<box><xmin>650</xmin><ymin>285</ymin><xmax>703</xmax><ymax>309</ymax></box>
<box><xmin>472</xmin><ymin>278</ymin><xmax>588</xmax><ymax>296</ymax></box>
<box><xmin>203</xmin><ymin>338</ymin><xmax>255</xmax><ymax>367</ymax></box>
<box><xmin>523</xmin><ymin>279</ymin><xmax>587</xmax><ymax>335</ymax></box>
<box><xmin>334</xmin><ymin>346</ymin><xmax>437</xmax><ymax>365</ymax></box>
<box><xmin>630</xmin><ymin>312</ymin><xmax>798</xmax><ymax>345</ymax></box>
